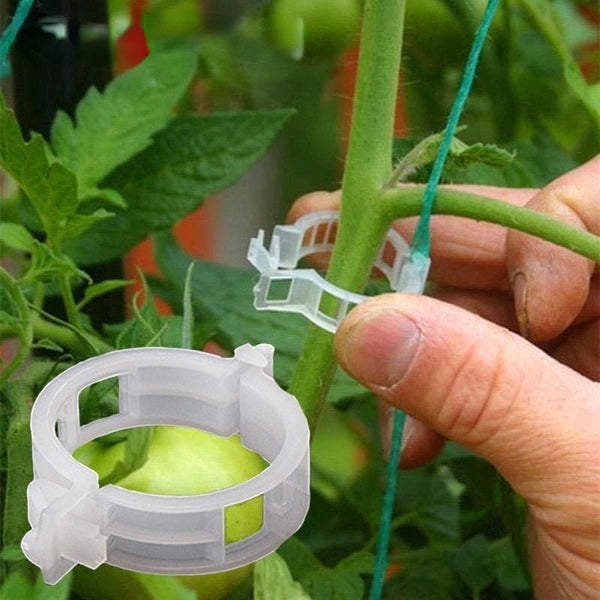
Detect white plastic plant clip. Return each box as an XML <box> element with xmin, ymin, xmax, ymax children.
<box><xmin>247</xmin><ymin>211</ymin><xmax>430</xmax><ymax>333</ymax></box>
<box><xmin>21</xmin><ymin>345</ymin><xmax>310</xmax><ymax>585</ymax></box>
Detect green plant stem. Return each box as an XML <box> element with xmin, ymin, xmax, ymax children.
<box><xmin>0</xmin><ymin>329</ymin><xmax>31</xmax><ymax>383</ymax></box>
<box><xmin>58</xmin><ymin>273</ymin><xmax>80</xmax><ymax>326</ymax></box>
<box><xmin>289</xmin><ymin>0</ymin><xmax>406</xmax><ymax>431</ymax></box>
<box><xmin>0</xmin><ymin>271</ymin><xmax>32</xmax><ymax>383</ymax></box>
<box><xmin>380</xmin><ymin>186</ymin><xmax>600</xmax><ymax>261</ymax></box>
<box><xmin>0</xmin><ymin>314</ymin><xmax>104</xmax><ymax>357</ymax></box>
<box><xmin>2</xmin><ymin>390</ymin><xmax>35</xmax><ymax>579</ymax></box>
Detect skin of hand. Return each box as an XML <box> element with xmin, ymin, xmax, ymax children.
<box><xmin>288</xmin><ymin>155</ymin><xmax>600</xmax><ymax>599</ymax></box>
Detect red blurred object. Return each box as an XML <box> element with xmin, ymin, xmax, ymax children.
<box><xmin>578</xmin><ymin>3</ymin><xmax>600</xmax><ymax>27</ymax></box>
<box><xmin>115</xmin><ymin>0</ymin><xmax>150</xmax><ymax>74</ymax></box>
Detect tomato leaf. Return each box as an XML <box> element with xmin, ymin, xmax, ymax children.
<box><xmin>391</xmin><ymin>131</ymin><xmax>515</xmax><ymax>184</ymax></box>
<box><xmin>50</xmin><ymin>51</ymin><xmax>197</xmax><ymax>193</ymax></box>
<box><xmin>254</xmin><ymin>553</ymin><xmax>312</xmax><ymax>600</ymax></box>
<box><xmin>0</xmin><ymin>223</ymin><xmax>35</xmax><ymax>253</ymax></box>
<box><xmin>0</xmin><ymin>95</ymin><xmax>78</xmax><ymax>242</ymax></box>
<box><xmin>393</xmin><ymin>134</ymin><xmax>577</xmax><ymax>187</ymax></box>
<box><xmin>66</xmin><ymin>109</ymin><xmax>295</xmax><ymax>265</ymax></box>
<box><xmin>278</xmin><ymin>537</ymin><xmax>373</xmax><ymax>600</ymax></box>
<box><xmin>450</xmin><ymin>535</ymin><xmax>495</xmax><ymax>593</ymax></box>
<box><xmin>20</xmin><ymin>241</ymin><xmax>91</xmax><ymax>285</ymax></box>
<box><xmin>76</xmin><ymin>279</ymin><xmax>134</xmax><ymax>310</ymax></box>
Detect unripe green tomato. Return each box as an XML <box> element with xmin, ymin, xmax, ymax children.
<box><xmin>143</xmin><ymin>0</ymin><xmax>202</xmax><ymax>41</ymax></box>
<box><xmin>73</xmin><ymin>426</ymin><xmax>267</xmax><ymax>600</ymax></box>
<box><xmin>404</xmin><ymin>0</ymin><xmax>503</xmax><ymax>68</ymax></box>
<box><xmin>266</xmin><ymin>0</ymin><xmax>362</xmax><ymax>59</ymax></box>
<box><xmin>404</xmin><ymin>0</ymin><xmax>467</xmax><ymax>67</ymax></box>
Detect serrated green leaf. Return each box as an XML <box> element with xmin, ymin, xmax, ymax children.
<box><xmin>20</xmin><ymin>241</ymin><xmax>91</xmax><ymax>285</ymax></box>
<box><xmin>254</xmin><ymin>553</ymin><xmax>312</xmax><ymax>600</ymax></box>
<box><xmin>265</xmin><ymin>537</ymin><xmax>373</xmax><ymax>600</ymax></box>
<box><xmin>76</xmin><ymin>279</ymin><xmax>134</xmax><ymax>310</ymax></box>
<box><xmin>278</xmin><ymin>537</ymin><xmax>323</xmax><ymax>581</ymax></box>
<box><xmin>395</xmin><ymin>470</ymin><xmax>460</xmax><ymax>542</ymax></box>
<box><xmin>393</xmin><ymin>134</ymin><xmax>577</xmax><ymax>187</ymax></box>
<box><xmin>153</xmin><ymin>232</ymin><xmax>367</xmax><ymax>403</ymax></box>
<box><xmin>0</xmin><ymin>223</ymin><xmax>35</xmax><ymax>252</ymax></box>
<box><xmin>450</xmin><ymin>535</ymin><xmax>495</xmax><ymax>592</ymax></box>
<box><xmin>66</xmin><ymin>109</ymin><xmax>295</xmax><ymax>265</ymax></box>
<box><xmin>391</xmin><ymin>129</ymin><xmax>514</xmax><ymax>184</ymax></box>
<box><xmin>301</xmin><ymin>551</ymin><xmax>373</xmax><ymax>600</ymax></box>
<box><xmin>447</xmin><ymin>139</ymin><xmax>515</xmax><ymax>169</ymax></box>
<box><xmin>50</xmin><ymin>51</ymin><xmax>197</xmax><ymax>192</ymax></box>
<box><xmin>0</xmin><ymin>96</ymin><xmax>79</xmax><ymax>241</ymax></box>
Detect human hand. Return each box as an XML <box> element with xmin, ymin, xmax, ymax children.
<box><xmin>288</xmin><ymin>155</ymin><xmax>600</xmax><ymax>599</ymax></box>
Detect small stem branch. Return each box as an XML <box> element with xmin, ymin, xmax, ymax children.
<box><xmin>59</xmin><ymin>274</ymin><xmax>80</xmax><ymax>327</ymax></box>
<box><xmin>0</xmin><ymin>314</ymin><xmax>108</xmax><ymax>357</ymax></box>
<box><xmin>380</xmin><ymin>186</ymin><xmax>600</xmax><ymax>261</ymax></box>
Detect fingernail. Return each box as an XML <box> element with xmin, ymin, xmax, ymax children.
<box><xmin>511</xmin><ymin>271</ymin><xmax>530</xmax><ymax>339</ymax></box>
<box><xmin>341</xmin><ymin>310</ymin><xmax>421</xmax><ymax>389</ymax></box>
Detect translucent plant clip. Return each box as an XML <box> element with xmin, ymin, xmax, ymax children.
<box><xmin>22</xmin><ymin>344</ymin><xmax>310</xmax><ymax>584</ymax></box>
<box><xmin>247</xmin><ymin>211</ymin><xmax>431</xmax><ymax>332</ymax></box>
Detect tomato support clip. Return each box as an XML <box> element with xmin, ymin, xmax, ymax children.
<box><xmin>21</xmin><ymin>345</ymin><xmax>310</xmax><ymax>584</ymax></box>
<box><xmin>247</xmin><ymin>211</ymin><xmax>430</xmax><ymax>333</ymax></box>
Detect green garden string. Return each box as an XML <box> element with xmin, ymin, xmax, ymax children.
<box><xmin>368</xmin><ymin>1</ymin><xmax>501</xmax><ymax>598</ymax></box>
<box><xmin>0</xmin><ymin>0</ymin><xmax>33</xmax><ymax>77</ymax></box>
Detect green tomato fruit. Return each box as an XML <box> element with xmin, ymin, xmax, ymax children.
<box><xmin>73</xmin><ymin>426</ymin><xmax>267</xmax><ymax>600</ymax></box>
<box><xmin>266</xmin><ymin>0</ymin><xmax>362</xmax><ymax>59</ymax></box>
<box><xmin>404</xmin><ymin>0</ymin><xmax>467</xmax><ymax>67</ymax></box>
<box><xmin>143</xmin><ymin>0</ymin><xmax>202</xmax><ymax>41</ymax></box>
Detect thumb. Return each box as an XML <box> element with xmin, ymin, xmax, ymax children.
<box><xmin>334</xmin><ymin>294</ymin><xmax>599</xmax><ymax>503</ymax></box>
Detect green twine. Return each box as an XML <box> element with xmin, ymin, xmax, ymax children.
<box><xmin>0</xmin><ymin>0</ymin><xmax>34</xmax><ymax>76</ymax></box>
<box><xmin>411</xmin><ymin>0</ymin><xmax>501</xmax><ymax>260</ymax></box>
<box><xmin>368</xmin><ymin>409</ymin><xmax>406</xmax><ymax>600</ymax></box>
<box><xmin>369</xmin><ymin>1</ymin><xmax>500</xmax><ymax>598</ymax></box>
